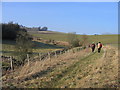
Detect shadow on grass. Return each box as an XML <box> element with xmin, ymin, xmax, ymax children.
<box><xmin>33</xmin><ymin>41</ymin><xmax>64</xmax><ymax>49</ymax></box>
<box><xmin>2</xmin><ymin>40</ymin><xmax>16</xmax><ymax>45</ymax></box>
<box><xmin>2</xmin><ymin>40</ymin><xmax>65</xmax><ymax>49</ymax></box>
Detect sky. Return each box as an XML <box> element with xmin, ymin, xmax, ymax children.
<box><xmin>2</xmin><ymin>2</ymin><xmax>118</xmax><ymax>35</ymax></box>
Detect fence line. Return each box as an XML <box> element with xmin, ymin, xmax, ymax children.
<box><xmin>1</xmin><ymin>46</ymin><xmax>86</xmax><ymax>70</ymax></box>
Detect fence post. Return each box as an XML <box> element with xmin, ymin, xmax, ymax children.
<box><xmin>72</xmin><ymin>49</ymin><xmax>75</xmax><ymax>53</ymax></box>
<box><xmin>48</xmin><ymin>52</ymin><xmax>51</xmax><ymax>60</ymax></box>
<box><xmin>55</xmin><ymin>51</ymin><xmax>57</xmax><ymax>58</ymax></box>
<box><xmin>39</xmin><ymin>53</ymin><xmax>42</xmax><ymax>60</ymax></box>
<box><xmin>60</xmin><ymin>50</ymin><xmax>62</xmax><ymax>55</ymax></box>
<box><xmin>65</xmin><ymin>50</ymin><xmax>67</xmax><ymax>54</ymax></box>
<box><xmin>27</xmin><ymin>54</ymin><xmax>30</xmax><ymax>65</ymax></box>
<box><xmin>10</xmin><ymin>56</ymin><xmax>13</xmax><ymax>70</ymax></box>
<box><xmin>67</xmin><ymin>49</ymin><xmax>69</xmax><ymax>53</ymax></box>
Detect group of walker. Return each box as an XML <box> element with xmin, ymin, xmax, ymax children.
<box><xmin>90</xmin><ymin>42</ymin><xmax>102</xmax><ymax>53</ymax></box>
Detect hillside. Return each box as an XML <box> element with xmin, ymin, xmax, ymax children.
<box><xmin>1</xmin><ymin>28</ymin><xmax>119</xmax><ymax>88</ymax></box>
<box><xmin>30</xmin><ymin>31</ymin><xmax>118</xmax><ymax>45</ymax></box>
<box><xmin>2</xmin><ymin>45</ymin><xmax>119</xmax><ymax>88</ymax></box>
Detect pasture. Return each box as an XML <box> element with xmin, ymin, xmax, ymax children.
<box><xmin>1</xmin><ymin>40</ymin><xmax>64</xmax><ymax>57</ymax></box>
<box><xmin>2</xmin><ymin>33</ymin><xmax>118</xmax><ymax>57</ymax></box>
<box><xmin>31</xmin><ymin>32</ymin><xmax>118</xmax><ymax>45</ymax></box>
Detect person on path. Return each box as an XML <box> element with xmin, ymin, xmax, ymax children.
<box><xmin>91</xmin><ymin>42</ymin><xmax>96</xmax><ymax>52</ymax></box>
<box><xmin>97</xmin><ymin>42</ymin><xmax>102</xmax><ymax>53</ymax></box>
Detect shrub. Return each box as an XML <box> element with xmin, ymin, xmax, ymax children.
<box><xmin>67</xmin><ymin>32</ymin><xmax>80</xmax><ymax>47</ymax></box>
<box><xmin>2</xmin><ymin>22</ymin><xmax>21</xmax><ymax>40</ymax></box>
<box><xmin>14</xmin><ymin>30</ymin><xmax>34</xmax><ymax>65</ymax></box>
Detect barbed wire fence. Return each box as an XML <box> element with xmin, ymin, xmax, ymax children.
<box><xmin>1</xmin><ymin>46</ymin><xmax>87</xmax><ymax>71</ymax></box>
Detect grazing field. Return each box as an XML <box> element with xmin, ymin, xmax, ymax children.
<box><xmin>31</xmin><ymin>32</ymin><xmax>118</xmax><ymax>45</ymax></box>
<box><xmin>1</xmin><ymin>40</ymin><xmax>64</xmax><ymax>56</ymax></box>
<box><xmin>32</xmin><ymin>33</ymin><xmax>68</xmax><ymax>41</ymax></box>
<box><xmin>2</xmin><ymin>33</ymin><xmax>118</xmax><ymax>57</ymax></box>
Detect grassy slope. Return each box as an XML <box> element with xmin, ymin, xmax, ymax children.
<box><xmin>4</xmin><ymin>48</ymin><xmax>103</xmax><ymax>88</ymax></box>
<box><xmin>32</xmin><ymin>33</ymin><xmax>118</xmax><ymax>44</ymax></box>
<box><xmin>2</xmin><ymin>30</ymin><xmax>118</xmax><ymax>56</ymax></box>
<box><xmin>1</xmin><ymin>40</ymin><xmax>64</xmax><ymax>56</ymax></box>
<box><xmin>2</xmin><ymin>45</ymin><xmax>118</xmax><ymax>88</ymax></box>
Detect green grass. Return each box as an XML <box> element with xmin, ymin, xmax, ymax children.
<box><xmin>31</xmin><ymin>33</ymin><xmax>118</xmax><ymax>45</ymax></box>
<box><xmin>1</xmin><ymin>40</ymin><xmax>64</xmax><ymax>56</ymax></box>
<box><xmin>32</xmin><ymin>33</ymin><xmax>68</xmax><ymax>41</ymax></box>
<box><xmin>2</xmin><ymin>33</ymin><xmax>118</xmax><ymax>58</ymax></box>
<box><xmin>87</xmin><ymin>34</ymin><xmax>118</xmax><ymax>44</ymax></box>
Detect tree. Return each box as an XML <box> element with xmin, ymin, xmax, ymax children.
<box><xmin>67</xmin><ymin>32</ymin><xmax>80</xmax><ymax>47</ymax></box>
<box><xmin>2</xmin><ymin>22</ymin><xmax>21</xmax><ymax>40</ymax></box>
<box><xmin>38</xmin><ymin>27</ymin><xmax>41</xmax><ymax>31</ymax></box>
<box><xmin>41</xmin><ymin>27</ymin><xmax>48</xmax><ymax>31</ymax></box>
<box><xmin>15</xmin><ymin>30</ymin><xmax>33</xmax><ymax>65</ymax></box>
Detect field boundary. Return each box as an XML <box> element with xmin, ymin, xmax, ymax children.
<box><xmin>1</xmin><ymin>46</ymin><xmax>87</xmax><ymax>71</ymax></box>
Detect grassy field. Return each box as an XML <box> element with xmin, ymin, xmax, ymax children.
<box><xmin>1</xmin><ymin>39</ymin><xmax>65</xmax><ymax>71</ymax></box>
<box><xmin>31</xmin><ymin>33</ymin><xmax>118</xmax><ymax>45</ymax></box>
<box><xmin>2</xmin><ymin>33</ymin><xmax>118</xmax><ymax>57</ymax></box>
<box><xmin>1</xmin><ymin>40</ymin><xmax>64</xmax><ymax>57</ymax></box>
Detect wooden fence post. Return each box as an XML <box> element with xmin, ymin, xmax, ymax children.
<box><xmin>60</xmin><ymin>50</ymin><xmax>62</xmax><ymax>55</ymax></box>
<box><xmin>66</xmin><ymin>50</ymin><xmax>67</xmax><ymax>53</ymax></box>
<box><xmin>27</xmin><ymin>54</ymin><xmax>30</xmax><ymax>65</ymax></box>
<box><xmin>72</xmin><ymin>49</ymin><xmax>74</xmax><ymax>53</ymax></box>
<box><xmin>39</xmin><ymin>53</ymin><xmax>42</xmax><ymax>60</ymax></box>
<box><xmin>64</xmin><ymin>50</ymin><xmax>66</xmax><ymax>54</ymax></box>
<box><xmin>10</xmin><ymin>56</ymin><xmax>13</xmax><ymax>70</ymax></box>
<box><xmin>67</xmin><ymin>49</ymin><xmax>69</xmax><ymax>53</ymax></box>
<box><xmin>55</xmin><ymin>51</ymin><xmax>57</xmax><ymax>58</ymax></box>
<box><xmin>48</xmin><ymin>52</ymin><xmax>51</xmax><ymax>60</ymax></box>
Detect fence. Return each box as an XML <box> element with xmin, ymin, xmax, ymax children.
<box><xmin>1</xmin><ymin>46</ymin><xmax>86</xmax><ymax>71</ymax></box>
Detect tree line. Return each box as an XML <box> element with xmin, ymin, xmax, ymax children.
<box><xmin>2</xmin><ymin>22</ymin><xmax>34</xmax><ymax>65</ymax></box>
<box><xmin>2</xmin><ymin>22</ymin><xmax>27</xmax><ymax>40</ymax></box>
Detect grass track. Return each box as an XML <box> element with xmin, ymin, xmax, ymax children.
<box><xmin>22</xmin><ymin>49</ymin><xmax>104</xmax><ymax>88</ymax></box>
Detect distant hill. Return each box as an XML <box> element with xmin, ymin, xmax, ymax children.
<box><xmin>20</xmin><ymin>25</ymin><xmax>64</xmax><ymax>34</ymax></box>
